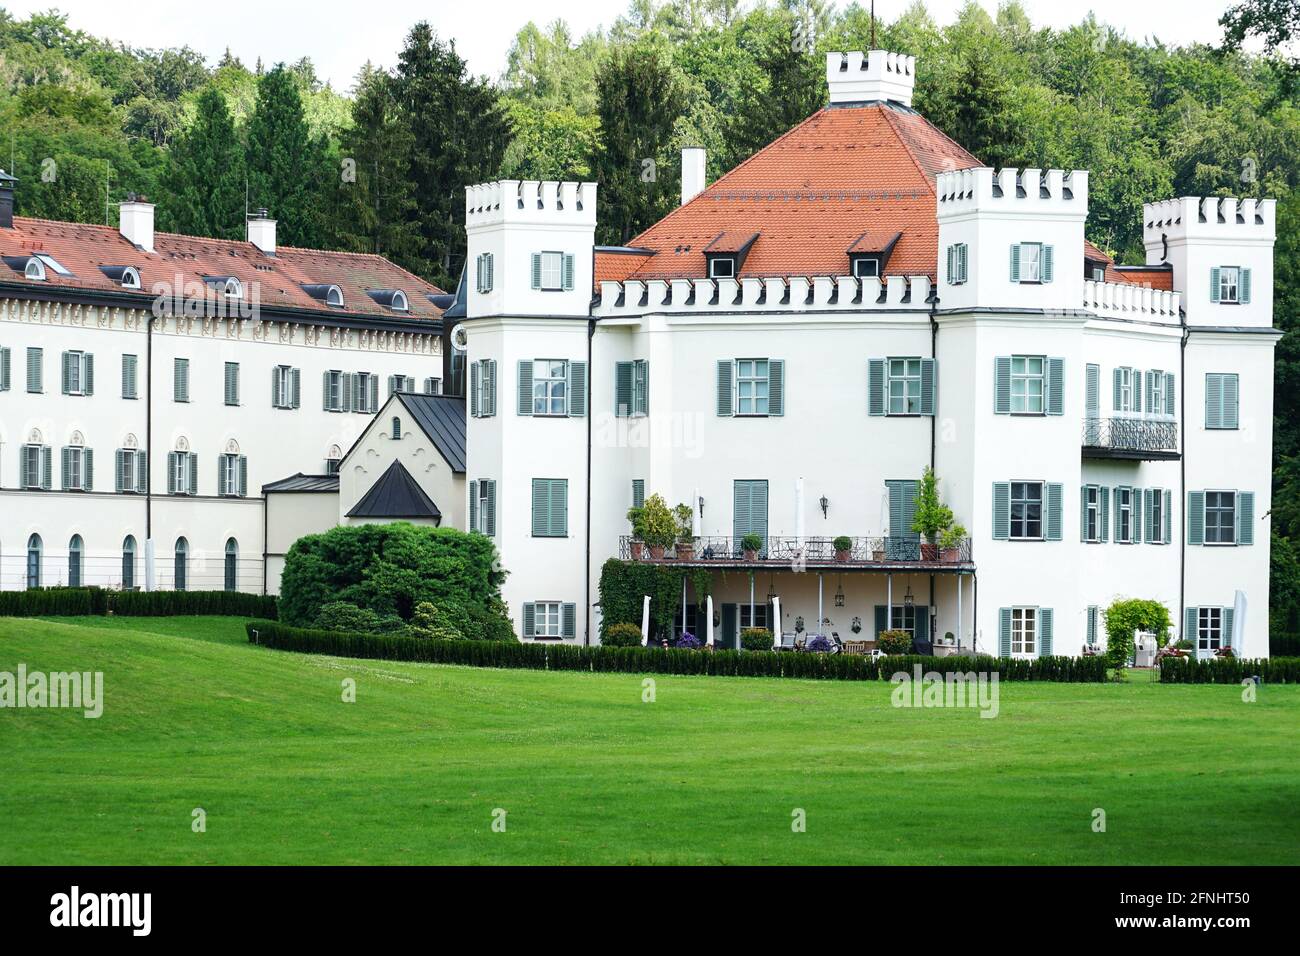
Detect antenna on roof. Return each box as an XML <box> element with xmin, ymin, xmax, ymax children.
<box><xmin>871</xmin><ymin>0</ymin><xmax>876</xmax><ymax>48</ymax></box>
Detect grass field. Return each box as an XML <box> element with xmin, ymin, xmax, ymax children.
<box><xmin>2</xmin><ymin>614</ymin><xmax>1298</xmax><ymax>865</ymax></box>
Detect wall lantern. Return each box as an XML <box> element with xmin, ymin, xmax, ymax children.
<box><xmin>819</xmin><ymin>495</ymin><xmax>829</xmax><ymax>518</ymax></box>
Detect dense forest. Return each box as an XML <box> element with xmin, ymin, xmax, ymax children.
<box><xmin>4</xmin><ymin>0</ymin><xmax>1300</xmax><ymax>636</ymax></box>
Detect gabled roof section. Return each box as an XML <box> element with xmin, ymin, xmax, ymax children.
<box><xmin>615</xmin><ymin>103</ymin><xmax>980</xmax><ymax>282</ymax></box>
<box><xmin>346</xmin><ymin>460</ymin><xmax>441</xmax><ymax>519</ymax></box>
<box><xmin>0</xmin><ymin>216</ymin><xmax>447</xmax><ymax>323</ymax></box>
<box><xmin>396</xmin><ymin>393</ymin><xmax>467</xmax><ymax>474</ymax></box>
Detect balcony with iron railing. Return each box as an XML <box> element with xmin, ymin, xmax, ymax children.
<box><xmin>618</xmin><ymin>535</ymin><xmax>974</xmax><ymax>571</ymax></box>
<box><xmin>1081</xmin><ymin>417</ymin><xmax>1179</xmax><ymax>460</ymax></box>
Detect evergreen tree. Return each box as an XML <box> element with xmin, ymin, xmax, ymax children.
<box><xmin>245</xmin><ymin>64</ymin><xmax>327</xmax><ymax>247</ymax></box>
<box><xmin>160</xmin><ymin>86</ymin><xmax>245</xmax><ymax>239</ymax></box>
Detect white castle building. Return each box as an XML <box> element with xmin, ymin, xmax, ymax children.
<box><xmin>461</xmin><ymin>51</ymin><xmax>1278</xmax><ymax>658</ymax></box>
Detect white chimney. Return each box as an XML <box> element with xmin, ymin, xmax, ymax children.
<box><xmin>118</xmin><ymin>196</ymin><xmax>155</xmax><ymax>253</ymax></box>
<box><xmin>825</xmin><ymin>51</ymin><xmax>916</xmax><ymax>108</ymax></box>
<box><xmin>247</xmin><ymin>208</ymin><xmax>277</xmax><ymax>255</ymax></box>
<box><xmin>681</xmin><ymin>147</ymin><xmax>707</xmax><ymax>206</ymax></box>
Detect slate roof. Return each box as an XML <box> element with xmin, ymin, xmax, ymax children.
<box><xmin>396</xmin><ymin>393</ymin><xmax>467</xmax><ymax>474</ymax></box>
<box><xmin>0</xmin><ymin>214</ymin><xmax>447</xmax><ymax>323</ymax></box>
<box><xmin>346</xmin><ymin>460</ymin><xmax>441</xmax><ymax>519</ymax></box>
<box><xmin>262</xmin><ymin>473</ymin><xmax>340</xmax><ymax>494</ymax></box>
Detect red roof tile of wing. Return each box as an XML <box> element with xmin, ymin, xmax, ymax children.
<box><xmin>594</xmin><ymin>250</ymin><xmax>653</xmax><ymax>284</ymax></box>
<box><xmin>1111</xmin><ymin>267</ymin><xmax>1174</xmax><ymax>291</ymax></box>
<box><xmin>620</xmin><ymin>104</ymin><xmax>980</xmax><ymax>281</ymax></box>
<box><xmin>0</xmin><ymin>216</ymin><xmax>445</xmax><ymax>321</ymax></box>
<box><xmin>1084</xmin><ymin>239</ymin><xmax>1113</xmax><ymax>263</ymax></box>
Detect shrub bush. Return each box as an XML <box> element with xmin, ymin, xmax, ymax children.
<box><xmin>0</xmin><ymin>588</ymin><xmax>94</xmax><ymax>616</ymax></box>
<box><xmin>314</xmin><ymin>601</ymin><xmax>382</xmax><ymax>633</ymax></box>
<box><xmin>278</xmin><ymin>522</ymin><xmax>505</xmax><ymax>629</ymax></box>
<box><xmin>832</xmin><ymin>535</ymin><xmax>852</xmax><ymax>552</ymax></box>
<box><xmin>676</xmin><ymin>631</ymin><xmax>702</xmax><ymax>649</ymax></box>
<box><xmin>248</xmin><ymin>621</ymin><xmax>1110</xmax><ymax>682</ymax></box>
<box><xmin>878</xmin><ymin>629</ymin><xmax>913</xmax><ymax>655</ymax></box>
<box><xmin>602</xmin><ymin>622</ymin><xmax>644</xmax><ymax>647</ymax></box>
<box><xmin>740</xmin><ymin>533</ymin><xmax>763</xmax><ymax>553</ymax></box>
<box><xmin>1160</xmin><ymin>655</ymin><xmax>1300</xmax><ymax>684</ymax></box>
<box><xmin>740</xmin><ymin>627</ymin><xmax>773</xmax><ymax>651</ymax></box>
<box><xmin>407</xmin><ymin>601</ymin><xmax>465</xmax><ymax>640</ymax></box>
<box><xmin>1103</xmin><ymin>598</ymin><xmax>1171</xmax><ymax>671</ymax></box>
<box><xmin>0</xmin><ymin>588</ymin><xmax>276</xmax><ymax>619</ymax></box>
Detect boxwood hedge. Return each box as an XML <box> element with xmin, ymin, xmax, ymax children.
<box><xmin>1159</xmin><ymin>655</ymin><xmax>1300</xmax><ymax>684</ymax></box>
<box><xmin>0</xmin><ymin>587</ymin><xmax>277</xmax><ymax>619</ymax></box>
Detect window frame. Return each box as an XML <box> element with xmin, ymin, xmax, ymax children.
<box><xmin>708</xmin><ymin>256</ymin><xmax>736</xmax><ymax>279</ymax></box>
<box><xmin>1218</xmin><ymin>266</ymin><xmax>1240</xmax><ymax>305</ymax></box>
<box><xmin>1204</xmin><ymin>489</ymin><xmax>1237</xmax><ymax>546</ymax></box>
<box><xmin>533</xmin><ymin>601</ymin><xmax>563</xmax><ymax>638</ymax></box>
<box><xmin>1009</xmin><ymin>355</ymin><xmax>1046</xmax><ymax>415</ymax></box>
<box><xmin>539</xmin><ymin>251</ymin><xmax>565</xmax><ymax>291</ymax></box>
<box><xmin>1083</xmin><ymin>485</ymin><xmax>1100</xmax><ymax>543</ymax></box>
<box><xmin>532</xmin><ymin>359</ymin><xmax>569</xmax><ymax>417</ymax></box>
<box><xmin>1197</xmin><ymin>606</ymin><xmax>1223</xmax><ymax>652</ymax></box>
<box><xmin>886</xmin><ymin>357</ymin><xmax>923</xmax><ymax>415</ymax></box>
<box><xmin>735</xmin><ymin>358</ymin><xmax>770</xmax><ymax>417</ymax></box>
<box><xmin>1117</xmin><ymin>487</ymin><xmax>1134</xmax><ymax>543</ymax></box>
<box><xmin>1011</xmin><ymin>606</ymin><xmax>1038</xmax><ymax>656</ymax></box>
<box><xmin>1009</xmin><ymin>480</ymin><xmax>1044</xmax><ymax>541</ymax></box>
<box><xmin>852</xmin><ymin>256</ymin><xmax>880</xmax><ymax>279</ymax></box>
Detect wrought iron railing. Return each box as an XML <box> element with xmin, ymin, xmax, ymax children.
<box><xmin>1082</xmin><ymin>417</ymin><xmax>1178</xmax><ymax>453</ymax></box>
<box><xmin>618</xmin><ymin>534</ymin><xmax>973</xmax><ymax>565</ymax></box>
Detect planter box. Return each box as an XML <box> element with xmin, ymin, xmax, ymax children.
<box><xmin>629</xmin><ymin>541</ymin><xmax>645</xmax><ymax>561</ymax></box>
<box><xmin>920</xmin><ymin>543</ymin><xmax>940</xmax><ymax>562</ymax></box>
<box><xmin>743</xmin><ymin>549</ymin><xmax>758</xmax><ymax>562</ymax></box>
<box><xmin>940</xmin><ymin>547</ymin><xmax>961</xmax><ymax>563</ymax></box>
<box><xmin>648</xmin><ymin>545</ymin><xmax>666</xmax><ymax>560</ymax></box>
<box><xmin>676</xmin><ymin>543</ymin><xmax>694</xmax><ymax>561</ymax></box>
<box><xmin>834</xmin><ymin>549</ymin><xmax>851</xmax><ymax>562</ymax></box>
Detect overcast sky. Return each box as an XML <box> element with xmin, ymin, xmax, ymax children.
<box><xmin>6</xmin><ymin>0</ymin><xmax>1236</xmax><ymax>92</ymax></box>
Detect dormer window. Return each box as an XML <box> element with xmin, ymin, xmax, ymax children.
<box><xmin>708</xmin><ymin>257</ymin><xmax>735</xmax><ymax>279</ymax></box>
<box><xmin>327</xmin><ymin>286</ymin><xmax>343</xmax><ymax>307</ymax></box>
<box><xmin>100</xmin><ymin>265</ymin><xmax>141</xmax><ymax>289</ymax></box>
<box><xmin>851</xmin><ymin>256</ymin><xmax>880</xmax><ymax>279</ymax></box>
<box><xmin>366</xmin><ymin>289</ymin><xmax>409</xmax><ymax>311</ymax></box>
<box><xmin>391</xmin><ymin>290</ymin><xmax>408</xmax><ymax>311</ymax></box>
<box><xmin>703</xmin><ymin>231</ymin><xmax>758</xmax><ymax>281</ymax></box>
<box><xmin>24</xmin><ymin>258</ymin><xmax>45</xmax><ymax>280</ymax></box>
<box><xmin>302</xmin><ymin>283</ymin><xmax>345</xmax><ymax>308</ymax></box>
<box><xmin>224</xmin><ymin>278</ymin><xmax>242</xmax><ymax>299</ymax></box>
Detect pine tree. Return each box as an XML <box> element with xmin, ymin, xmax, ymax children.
<box><xmin>245</xmin><ymin>64</ymin><xmax>327</xmax><ymax>247</ymax></box>
<box><xmin>161</xmin><ymin>87</ymin><xmax>245</xmax><ymax>239</ymax></box>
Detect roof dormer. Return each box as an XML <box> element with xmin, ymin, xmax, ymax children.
<box><xmin>303</xmin><ymin>283</ymin><xmax>344</xmax><ymax>308</ymax></box>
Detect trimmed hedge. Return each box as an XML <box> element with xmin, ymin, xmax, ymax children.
<box><xmin>1270</xmin><ymin>634</ymin><xmax>1300</xmax><ymax>657</ymax></box>
<box><xmin>0</xmin><ymin>587</ymin><xmax>277</xmax><ymax>619</ymax></box>
<box><xmin>1159</xmin><ymin>655</ymin><xmax>1300</xmax><ymax>684</ymax></box>
<box><xmin>247</xmin><ymin>620</ymin><xmax>1110</xmax><ymax>682</ymax></box>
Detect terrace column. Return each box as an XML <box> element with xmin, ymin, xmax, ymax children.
<box><xmin>682</xmin><ymin>578</ymin><xmax>688</xmax><ymax>640</ymax></box>
<box><xmin>818</xmin><ymin>574</ymin><xmax>824</xmax><ymax>638</ymax></box>
<box><xmin>957</xmin><ymin>574</ymin><xmax>963</xmax><ymax>649</ymax></box>
<box><xmin>887</xmin><ymin>574</ymin><xmax>893</xmax><ymax>630</ymax></box>
<box><xmin>749</xmin><ymin>573</ymin><xmax>755</xmax><ymax>635</ymax></box>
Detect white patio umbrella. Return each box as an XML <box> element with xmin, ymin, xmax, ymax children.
<box><xmin>772</xmin><ymin>595</ymin><xmax>782</xmax><ymax>645</ymax></box>
<box><xmin>706</xmin><ymin>594</ymin><xmax>715</xmax><ymax>647</ymax></box>
<box><xmin>640</xmin><ymin>594</ymin><xmax>652</xmax><ymax>646</ymax></box>
<box><xmin>1232</xmin><ymin>589</ymin><xmax>1247</xmax><ymax>651</ymax></box>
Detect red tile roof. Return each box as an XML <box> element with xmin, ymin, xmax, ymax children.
<box><xmin>0</xmin><ymin>216</ymin><xmax>446</xmax><ymax>322</ymax></box>
<box><xmin>1110</xmin><ymin>266</ymin><xmax>1174</xmax><ymax>291</ymax></box>
<box><xmin>607</xmin><ymin>104</ymin><xmax>980</xmax><ymax>282</ymax></box>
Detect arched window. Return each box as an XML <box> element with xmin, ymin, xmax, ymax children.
<box><xmin>121</xmin><ymin>267</ymin><xmax>141</xmax><ymax>290</ymax></box>
<box><xmin>224</xmin><ymin>538</ymin><xmax>238</xmax><ymax>592</ymax></box>
<box><xmin>24</xmin><ymin>258</ymin><xmax>45</xmax><ymax>281</ymax></box>
<box><xmin>122</xmin><ymin>535</ymin><xmax>137</xmax><ymax>590</ymax></box>
<box><xmin>325</xmin><ymin>444</ymin><xmax>342</xmax><ymax>475</ymax></box>
<box><xmin>326</xmin><ymin>285</ymin><xmax>343</xmax><ymax>307</ymax></box>
<box><xmin>26</xmin><ymin>534</ymin><xmax>42</xmax><ymax>589</ymax></box>
<box><xmin>224</xmin><ymin>278</ymin><xmax>242</xmax><ymax>299</ymax></box>
<box><xmin>391</xmin><ymin>290</ymin><xmax>408</xmax><ymax>312</ymax></box>
<box><xmin>391</xmin><ymin>416</ymin><xmax>402</xmax><ymax>440</ymax></box>
<box><xmin>174</xmin><ymin>537</ymin><xmax>189</xmax><ymax>591</ymax></box>
<box><xmin>67</xmin><ymin>534</ymin><xmax>83</xmax><ymax>588</ymax></box>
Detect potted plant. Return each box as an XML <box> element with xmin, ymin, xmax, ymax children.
<box><xmin>911</xmin><ymin>466</ymin><xmax>955</xmax><ymax>562</ymax></box>
<box><xmin>740</xmin><ymin>627</ymin><xmax>774</xmax><ymax>651</ymax></box>
<box><xmin>833</xmin><ymin>535</ymin><xmax>853</xmax><ymax>562</ymax></box>
<box><xmin>939</xmin><ymin>524</ymin><xmax>967</xmax><ymax>562</ymax></box>
<box><xmin>639</xmin><ymin>494</ymin><xmax>678</xmax><ymax>560</ymax></box>
<box><xmin>626</xmin><ymin>505</ymin><xmax>645</xmax><ymax>560</ymax></box>
<box><xmin>878</xmin><ymin>629</ymin><xmax>914</xmax><ymax>655</ymax></box>
<box><xmin>741</xmin><ymin>532</ymin><xmax>763</xmax><ymax>561</ymax></box>
<box><xmin>673</xmin><ymin>503</ymin><xmax>695</xmax><ymax>560</ymax></box>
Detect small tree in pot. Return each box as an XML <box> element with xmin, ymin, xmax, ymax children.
<box><xmin>939</xmin><ymin>524</ymin><xmax>967</xmax><ymax>562</ymax></box>
<box><xmin>626</xmin><ymin>505</ymin><xmax>645</xmax><ymax>560</ymax></box>
<box><xmin>878</xmin><ymin>628</ymin><xmax>914</xmax><ymax>655</ymax></box>
<box><xmin>639</xmin><ymin>494</ymin><xmax>678</xmax><ymax>559</ymax></box>
<box><xmin>911</xmin><ymin>467</ymin><xmax>954</xmax><ymax>561</ymax></box>
<box><xmin>674</xmin><ymin>503</ymin><xmax>696</xmax><ymax>560</ymax></box>
<box><xmin>741</xmin><ymin>532</ymin><xmax>763</xmax><ymax>561</ymax></box>
<box><xmin>740</xmin><ymin>627</ymin><xmax>774</xmax><ymax>651</ymax></box>
<box><xmin>833</xmin><ymin>535</ymin><xmax>853</xmax><ymax>561</ymax></box>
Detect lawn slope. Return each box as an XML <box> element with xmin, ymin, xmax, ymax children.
<box><xmin>1</xmin><ymin>615</ymin><xmax>1297</xmax><ymax>864</ymax></box>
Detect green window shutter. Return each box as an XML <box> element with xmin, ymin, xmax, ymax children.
<box><xmin>992</xmin><ymin>482</ymin><xmax>1011</xmax><ymax>540</ymax></box>
<box><xmin>1184</xmin><ymin>606</ymin><xmax>1197</xmax><ymax>644</ymax></box>
<box><xmin>1041</xmin><ymin>244</ymin><xmax>1054</xmax><ymax>283</ymax></box>
<box><xmin>716</xmin><ymin>360</ymin><xmax>734</xmax><ymax>416</ymax></box>
<box><xmin>999</xmin><ymin>608</ymin><xmax>1012</xmax><ymax>657</ymax></box>
<box><xmin>387</xmin><ymin>374</ymin><xmax>399</xmax><ymax>398</ymax></box>
<box><xmin>188</xmin><ymin>453</ymin><xmax>198</xmax><ymax>496</ymax></box>
<box><xmin>532</xmin><ymin>480</ymin><xmax>549</xmax><ymax>537</ymax></box>
<box><xmin>867</xmin><ymin>358</ymin><xmax>886</xmax><ymax>416</ymax></box>
<box><xmin>530</xmin><ymin>254</ymin><xmax>541</xmax><ymax>290</ymax></box>
<box><xmin>632</xmin><ymin>479</ymin><xmax>645</xmax><ymax>509</ymax></box>
<box><xmin>1223</xmin><ymin>608</ymin><xmax>1234</xmax><ymax>647</ymax></box>
<box><xmin>1163</xmin><ymin>489</ymin><xmax>1172</xmax><ymax>544</ymax></box>
<box><xmin>122</xmin><ymin>354</ymin><xmax>136</xmax><ymax>399</ymax></box>
<box><xmin>1009</xmin><ymin>244</ymin><xmax>1021</xmax><ymax>283</ymax></box>
<box><xmin>83</xmin><ymin>353</ymin><xmax>93</xmax><ymax>395</ymax></box>
<box><xmin>217</xmin><ymin>455</ymin><xmax>227</xmax><ymax>495</ymax></box>
<box><xmin>61</xmin><ymin>351</ymin><xmax>72</xmax><ymax>394</ymax></box>
<box><xmin>568</xmin><ymin>360</ymin><xmax>587</xmax><ymax>417</ymax></box>
<box><xmin>615</xmin><ymin>361</ymin><xmax>633</xmax><ymax>417</ymax></box>
<box><xmin>1080</xmin><ymin>485</ymin><xmax>1088</xmax><ymax>542</ymax></box>
<box><xmin>0</xmin><ymin>346</ymin><xmax>9</xmax><ymax>390</ymax></box>
<box><xmin>553</xmin><ymin>480</ymin><xmax>568</xmax><ymax>536</ymax></box>
<box><xmin>271</xmin><ymin>366</ymin><xmax>282</xmax><ymax>407</ymax></box>
<box><xmin>27</xmin><ymin>347</ymin><xmax>41</xmax><ymax>392</ymax></box>
<box><xmin>1188</xmin><ymin>491</ymin><xmax>1205</xmax><ymax>545</ymax></box>
<box><xmin>167</xmin><ymin>452</ymin><xmax>178</xmax><ymax>494</ymax></box>
<box><xmin>1240</xmin><ymin>268</ymin><xmax>1251</xmax><ymax>304</ymax></box>
<box><xmin>1133</xmin><ymin>486</ymin><xmax>1143</xmax><ymax>542</ymax></box>
<box><xmin>1038</xmin><ymin>608</ymin><xmax>1053</xmax><ymax>655</ymax></box>
<box><xmin>562</xmin><ymin>603</ymin><xmax>576</xmax><ymax>638</ymax></box>
<box><xmin>225</xmin><ymin>362</ymin><xmax>239</xmax><ymax>405</ymax></box>
<box><xmin>1143</xmin><ymin>488</ymin><xmax>1154</xmax><ymax>543</ymax></box>
<box><xmin>1206</xmin><ymin>373</ymin><xmax>1223</xmax><ymax>428</ymax></box>
<box><xmin>369</xmin><ymin>375</ymin><xmax>379</xmax><ymax>413</ymax></box>
<box><xmin>137</xmin><ymin>451</ymin><xmax>148</xmax><ymax>493</ymax></box>
<box><xmin>1099</xmin><ymin>486</ymin><xmax>1109</xmax><ymax>542</ymax></box>
<box><xmin>486</xmin><ymin>361</ymin><xmax>497</xmax><ymax>416</ymax></box>
<box><xmin>291</xmin><ymin>368</ymin><xmax>301</xmax><ymax>408</ymax></box>
<box><xmin>470</xmin><ymin>362</ymin><xmax>480</xmax><ymax>417</ymax></box>
<box><xmin>1087</xmin><ymin>606</ymin><xmax>1098</xmax><ymax>645</ymax></box>
<box><xmin>322</xmin><ymin>371</ymin><xmax>332</xmax><ymax>410</ymax></box>
<box><xmin>485</xmin><ymin>480</ymin><xmax>496</xmax><ymax>536</ymax></box>
<box><xmin>635</xmin><ymin>360</ymin><xmax>648</xmax><ymax>415</ymax></box>
<box><xmin>84</xmin><ymin>448</ymin><xmax>93</xmax><ymax>491</ymax></box>
<box><xmin>522</xmin><ymin>603</ymin><xmax>536</xmax><ymax>638</ymax></box>
<box><xmin>61</xmin><ymin>447</ymin><xmax>71</xmax><ymax>490</ymax></box>
<box><xmin>115</xmin><ymin>449</ymin><xmax>125</xmax><ymax>493</ymax></box>
<box><xmin>768</xmin><ymin>359</ymin><xmax>784</xmax><ymax>416</ymax></box>
<box><xmin>958</xmin><ymin>243</ymin><xmax>968</xmax><ymax>282</ymax></box>
<box><xmin>1165</xmin><ymin>372</ymin><xmax>1175</xmax><ymax>416</ymax></box>
<box><xmin>1210</xmin><ymin>267</ymin><xmax>1221</xmax><ymax>302</ymax></box>
<box><xmin>945</xmin><ymin>245</ymin><xmax>953</xmax><ymax>284</ymax></box>
<box><xmin>1223</xmin><ymin>374</ymin><xmax>1239</xmax><ymax>428</ymax></box>
<box><xmin>920</xmin><ymin>358</ymin><xmax>937</xmax><ymax>416</ymax></box>
<box><xmin>1144</xmin><ymin>370</ymin><xmax>1154</xmax><ymax>413</ymax></box>
<box><xmin>174</xmin><ymin>358</ymin><xmax>188</xmax><ymax>402</ymax></box>
<box><xmin>469</xmin><ymin>480</ymin><xmax>479</xmax><ymax>531</ymax></box>
<box><xmin>41</xmin><ymin>446</ymin><xmax>51</xmax><ymax>489</ymax></box>
<box><xmin>1238</xmin><ymin>491</ymin><xmax>1255</xmax><ymax>545</ymax></box>
<box><xmin>239</xmin><ymin>456</ymin><xmax>248</xmax><ymax>497</ymax></box>
<box><xmin>1045</xmin><ymin>483</ymin><xmax>1063</xmax><ymax>540</ymax></box>
<box><xmin>1046</xmin><ymin>357</ymin><xmax>1064</xmax><ymax>415</ymax></box>
<box><xmin>733</xmin><ymin>480</ymin><xmax>769</xmax><ymax>550</ymax></box>
<box><xmin>993</xmin><ymin>356</ymin><xmax>1011</xmax><ymax>413</ymax></box>
<box><xmin>563</xmin><ymin>254</ymin><xmax>575</xmax><ymax>290</ymax></box>
<box><xmin>1113</xmin><ymin>368</ymin><xmax>1123</xmax><ymax>412</ymax></box>
<box><xmin>1085</xmin><ymin>363</ymin><xmax>1099</xmax><ymax>418</ymax></box>
<box><xmin>517</xmin><ymin>360</ymin><xmax>533</xmax><ymax>416</ymax></box>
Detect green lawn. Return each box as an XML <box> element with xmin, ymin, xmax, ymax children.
<box><xmin>2</xmin><ymin>615</ymin><xmax>1297</xmax><ymax>865</ymax></box>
